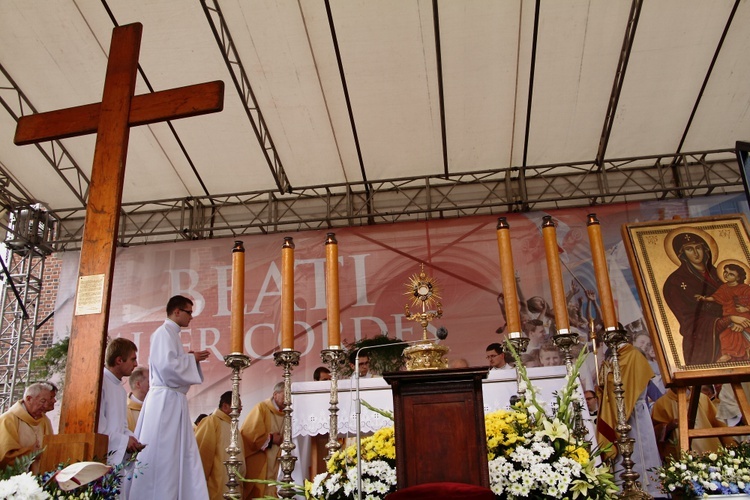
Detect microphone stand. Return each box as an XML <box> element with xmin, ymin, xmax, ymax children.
<box><xmin>353</xmin><ymin>335</ymin><xmax>445</xmax><ymax>500</ymax></box>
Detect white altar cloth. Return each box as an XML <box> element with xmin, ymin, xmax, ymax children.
<box><xmin>289</xmin><ymin>365</ymin><xmax>597</xmax><ymax>490</ymax></box>
<box><xmin>292</xmin><ymin>365</ymin><xmax>591</xmax><ymax>437</ymax></box>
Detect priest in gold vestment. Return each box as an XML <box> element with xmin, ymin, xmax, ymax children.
<box><xmin>126</xmin><ymin>366</ymin><xmax>149</xmax><ymax>432</ymax></box>
<box><xmin>240</xmin><ymin>382</ymin><xmax>284</xmax><ymax>499</ymax></box>
<box><xmin>597</xmin><ymin>342</ymin><xmax>662</xmax><ymax>497</ymax></box>
<box><xmin>0</xmin><ymin>382</ymin><xmax>55</xmax><ymax>472</ymax></box>
<box><xmin>195</xmin><ymin>390</ymin><xmax>246</xmax><ymax>500</ymax></box>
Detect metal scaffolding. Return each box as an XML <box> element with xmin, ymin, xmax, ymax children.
<box><xmin>0</xmin><ymin>207</ymin><xmax>55</xmax><ymax>412</ymax></box>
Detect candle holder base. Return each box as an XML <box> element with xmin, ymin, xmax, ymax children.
<box><xmin>403</xmin><ymin>340</ymin><xmax>449</xmax><ymax>370</ymax></box>
<box><xmin>507</xmin><ymin>336</ymin><xmax>530</xmax><ymax>400</ymax></box>
<box><xmin>602</xmin><ymin>328</ymin><xmax>651</xmax><ymax>499</ymax></box>
<box><xmin>222</xmin><ymin>353</ymin><xmax>251</xmax><ymax>499</ymax></box>
<box><xmin>551</xmin><ymin>332</ymin><xmax>580</xmax><ymax>371</ymax></box>
<box><xmin>508</xmin><ymin>336</ymin><xmax>530</xmax><ymax>354</ymax></box>
<box><xmin>274</xmin><ymin>350</ymin><xmax>301</xmax><ymax>499</ymax></box>
<box><xmin>321</xmin><ymin>348</ymin><xmax>347</xmax><ymax>460</ymax></box>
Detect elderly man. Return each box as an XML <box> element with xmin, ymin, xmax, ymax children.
<box><xmin>195</xmin><ymin>390</ymin><xmax>245</xmax><ymax>500</ymax></box>
<box><xmin>240</xmin><ymin>383</ymin><xmax>284</xmax><ymax>499</ymax></box>
<box><xmin>0</xmin><ymin>382</ymin><xmax>55</xmax><ymax>472</ymax></box>
<box><xmin>126</xmin><ymin>366</ymin><xmax>149</xmax><ymax>432</ymax></box>
<box><xmin>41</xmin><ymin>382</ymin><xmax>58</xmax><ymax>433</ymax></box>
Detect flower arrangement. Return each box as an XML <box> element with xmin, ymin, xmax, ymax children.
<box><xmin>0</xmin><ymin>451</ymin><xmax>136</xmax><ymax>500</ymax></box>
<box><xmin>484</xmin><ymin>342</ymin><xmax>615</xmax><ymax>499</ymax></box>
<box><xmin>305</xmin><ymin>342</ymin><xmax>616</xmax><ymax>500</ymax></box>
<box><xmin>653</xmin><ymin>441</ymin><xmax>750</xmax><ymax>498</ymax></box>
<box><xmin>0</xmin><ymin>471</ymin><xmax>50</xmax><ymax>500</ymax></box>
<box><xmin>307</xmin><ymin>427</ymin><xmax>397</xmax><ymax>500</ymax></box>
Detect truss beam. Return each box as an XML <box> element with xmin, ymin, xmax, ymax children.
<box><xmin>43</xmin><ymin>149</ymin><xmax>742</xmax><ymax>251</ymax></box>
<box><xmin>201</xmin><ymin>0</ymin><xmax>291</xmax><ymax>194</ymax></box>
<box><xmin>0</xmin><ymin>64</ymin><xmax>90</xmax><ymax>207</ymax></box>
<box><xmin>0</xmin><ymin>248</ymin><xmax>47</xmax><ymax>412</ymax></box>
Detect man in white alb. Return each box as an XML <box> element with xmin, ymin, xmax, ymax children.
<box><xmin>99</xmin><ymin>337</ymin><xmax>145</xmax><ymax>497</ymax></box>
<box><xmin>129</xmin><ymin>295</ymin><xmax>210</xmax><ymax>500</ymax></box>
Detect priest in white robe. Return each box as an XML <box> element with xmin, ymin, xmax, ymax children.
<box><xmin>129</xmin><ymin>295</ymin><xmax>210</xmax><ymax>500</ymax></box>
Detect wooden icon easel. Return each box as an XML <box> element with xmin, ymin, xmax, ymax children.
<box><xmin>621</xmin><ymin>215</ymin><xmax>750</xmax><ymax>452</ymax></box>
<box><xmin>676</xmin><ymin>381</ymin><xmax>750</xmax><ymax>451</ymax></box>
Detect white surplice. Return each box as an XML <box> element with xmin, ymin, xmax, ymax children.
<box><xmin>129</xmin><ymin>319</ymin><xmax>208</xmax><ymax>500</ymax></box>
<box><xmin>99</xmin><ymin>368</ymin><xmax>134</xmax><ymax>466</ymax></box>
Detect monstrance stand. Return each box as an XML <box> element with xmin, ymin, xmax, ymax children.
<box><xmin>274</xmin><ymin>349</ymin><xmax>301</xmax><ymax>499</ymax></box>
<box><xmin>603</xmin><ymin>327</ymin><xmax>651</xmax><ymax>499</ymax></box>
<box><xmin>223</xmin><ymin>353</ymin><xmax>252</xmax><ymax>499</ymax></box>
<box><xmin>402</xmin><ymin>264</ymin><xmax>449</xmax><ymax>370</ymax></box>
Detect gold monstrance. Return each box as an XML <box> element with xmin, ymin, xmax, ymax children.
<box><xmin>402</xmin><ymin>264</ymin><xmax>449</xmax><ymax>370</ymax></box>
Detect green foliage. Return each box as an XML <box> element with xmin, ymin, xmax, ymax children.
<box><xmin>30</xmin><ymin>337</ymin><xmax>68</xmax><ymax>381</ymax></box>
<box><xmin>342</xmin><ymin>335</ymin><xmax>408</xmax><ymax>377</ymax></box>
<box><xmin>0</xmin><ymin>450</ymin><xmax>41</xmax><ymax>480</ymax></box>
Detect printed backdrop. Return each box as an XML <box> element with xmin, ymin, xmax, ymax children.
<box><xmin>52</xmin><ymin>193</ymin><xmax>749</xmax><ymax>422</ymax></box>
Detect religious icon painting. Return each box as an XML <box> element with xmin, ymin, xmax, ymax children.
<box><xmin>622</xmin><ymin>214</ymin><xmax>750</xmax><ymax>386</ymax></box>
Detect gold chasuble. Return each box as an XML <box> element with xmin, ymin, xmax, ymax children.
<box><xmin>240</xmin><ymin>399</ymin><xmax>284</xmax><ymax>499</ymax></box>
<box><xmin>195</xmin><ymin>409</ymin><xmax>245</xmax><ymax>500</ymax></box>
<box><xmin>126</xmin><ymin>396</ymin><xmax>142</xmax><ymax>432</ymax></box>
<box><xmin>596</xmin><ymin>343</ymin><xmax>653</xmax><ymax>458</ymax></box>
<box><xmin>0</xmin><ymin>401</ymin><xmax>53</xmax><ymax>472</ymax></box>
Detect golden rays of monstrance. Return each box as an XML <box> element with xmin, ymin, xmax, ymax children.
<box><xmin>404</xmin><ymin>263</ymin><xmax>441</xmax><ymax>311</ymax></box>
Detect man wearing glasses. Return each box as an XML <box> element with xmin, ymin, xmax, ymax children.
<box><xmin>349</xmin><ymin>351</ymin><xmax>373</xmax><ymax>378</ymax></box>
<box><xmin>130</xmin><ymin>295</ymin><xmax>211</xmax><ymax>500</ymax></box>
<box><xmin>485</xmin><ymin>343</ymin><xmax>513</xmax><ymax>370</ymax></box>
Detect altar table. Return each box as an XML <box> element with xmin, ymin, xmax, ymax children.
<box><xmin>289</xmin><ymin>365</ymin><xmax>597</xmax><ymax>488</ymax></box>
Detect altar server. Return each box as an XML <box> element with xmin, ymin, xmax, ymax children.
<box><xmin>129</xmin><ymin>295</ymin><xmax>210</xmax><ymax>500</ymax></box>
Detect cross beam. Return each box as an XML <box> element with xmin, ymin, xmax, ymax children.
<box><xmin>13</xmin><ymin>22</ymin><xmax>224</xmax><ymax>468</ymax></box>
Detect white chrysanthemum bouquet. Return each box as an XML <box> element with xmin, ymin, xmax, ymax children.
<box><xmin>654</xmin><ymin>442</ymin><xmax>750</xmax><ymax>497</ymax></box>
<box><xmin>303</xmin><ymin>342</ymin><xmax>616</xmax><ymax>499</ymax></box>
<box><xmin>483</xmin><ymin>342</ymin><xmax>616</xmax><ymax>499</ymax></box>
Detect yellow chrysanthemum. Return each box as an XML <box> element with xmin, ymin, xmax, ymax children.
<box><xmin>566</xmin><ymin>444</ymin><xmax>590</xmax><ymax>465</ymax></box>
<box><xmin>484</xmin><ymin>410</ymin><xmax>529</xmax><ymax>460</ymax></box>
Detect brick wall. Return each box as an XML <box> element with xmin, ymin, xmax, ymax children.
<box><xmin>35</xmin><ymin>253</ymin><xmax>61</xmax><ymax>353</ymax></box>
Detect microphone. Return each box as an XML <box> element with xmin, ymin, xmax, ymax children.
<box><xmin>436</xmin><ymin>326</ymin><xmax>448</xmax><ymax>340</ymax></box>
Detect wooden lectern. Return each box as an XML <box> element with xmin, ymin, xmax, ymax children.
<box><xmin>383</xmin><ymin>367</ymin><xmax>490</xmax><ymax>489</ymax></box>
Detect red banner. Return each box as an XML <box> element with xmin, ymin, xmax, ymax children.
<box><xmin>52</xmin><ymin>195</ymin><xmax>736</xmax><ymax>419</ymax></box>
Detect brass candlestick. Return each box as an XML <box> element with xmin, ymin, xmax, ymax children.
<box><xmin>602</xmin><ymin>328</ymin><xmax>651</xmax><ymax>499</ymax></box>
<box><xmin>273</xmin><ymin>349</ymin><xmax>301</xmax><ymax>499</ymax></box>
<box><xmin>222</xmin><ymin>353</ymin><xmax>252</xmax><ymax>499</ymax></box>
<box><xmin>403</xmin><ymin>264</ymin><xmax>449</xmax><ymax>370</ymax></box>
<box><xmin>320</xmin><ymin>348</ymin><xmax>347</xmax><ymax>460</ymax></box>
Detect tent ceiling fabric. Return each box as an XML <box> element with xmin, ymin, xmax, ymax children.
<box><xmin>0</xmin><ymin>0</ymin><xmax>747</xmax><ymax>248</ymax></box>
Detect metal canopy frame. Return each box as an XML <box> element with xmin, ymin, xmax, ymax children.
<box><xmin>28</xmin><ymin>149</ymin><xmax>738</xmax><ymax>251</ymax></box>
<box><xmin>0</xmin><ymin>0</ymin><xmax>745</xmax><ymax>250</ymax></box>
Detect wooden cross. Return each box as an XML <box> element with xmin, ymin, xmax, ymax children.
<box><xmin>14</xmin><ymin>22</ymin><xmax>224</xmax><ymax>467</ymax></box>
